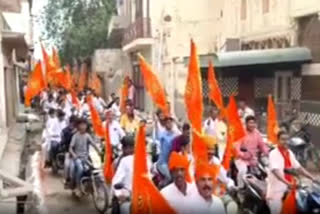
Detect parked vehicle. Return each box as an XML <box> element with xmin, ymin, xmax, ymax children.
<box><xmin>288</xmin><ymin>124</ymin><xmax>320</xmax><ymax>169</ymax></box>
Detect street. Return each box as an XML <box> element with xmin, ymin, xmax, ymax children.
<box><xmin>28</xmin><ymin>129</ymin><xmax>98</xmax><ymax>214</ymax></box>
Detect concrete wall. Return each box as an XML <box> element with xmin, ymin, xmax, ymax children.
<box><xmin>290</xmin><ymin>0</ymin><xmax>320</xmax><ymax>18</ymax></box>
<box><xmin>92</xmin><ymin>49</ymin><xmax>131</xmax><ymax>99</ymax></box>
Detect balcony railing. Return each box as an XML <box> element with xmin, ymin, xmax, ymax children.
<box><xmin>122</xmin><ymin>17</ymin><xmax>151</xmax><ymax>47</ymax></box>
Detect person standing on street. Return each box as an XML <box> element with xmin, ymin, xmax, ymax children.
<box><xmin>238</xmin><ymin>98</ymin><xmax>255</xmax><ymax>125</ymax></box>
<box><xmin>156</xmin><ymin>117</ymin><xmax>180</xmax><ymax>187</ymax></box>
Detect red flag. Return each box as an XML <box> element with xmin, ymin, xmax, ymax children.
<box><xmin>208</xmin><ymin>61</ymin><xmax>223</xmax><ymax>109</ymax></box>
<box><xmin>192</xmin><ymin>131</ymin><xmax>209</xmax><ymax>164</ymax></box>
<box><xmin>184</xmin><ymin>40</ymin><xmax>203</xmax><ymax>133</ymax></box>
<box><xmin>104</xmin><ymin>121</ymin><xmax>114</xmax><ymax>184</ymax></box>
<box><xmin>138</xmin><ymin>54</ymin><xmax>169</xmax><ymax>116</ymax></box>
<box><xmin>221</xmin><ymin>96</ymin><xmax>246</xmax><ymax>170</ymax></box>
<box><xmin>87</xmin><ymin>95</ymin><xmax>105</xmax><ymax>138</ymax></box>
<box><xmin>267</xmin><ymin>95</ymin><xmax>279</xmax><ymax>144</ymax></box>
<box><xmin>132</xmin><ymin>125</ymin><xmax>176</xmax><ymax>214</ymax></box>
<box><xmin>25</xmin><ymin>62</ymin><xmax>46</xmax><ymax>106</ymax></box>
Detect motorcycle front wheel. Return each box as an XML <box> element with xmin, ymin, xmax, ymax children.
<box><xmin>92</xmin><ymin>177</ymin><xmax>109</xmax><ymax>214</ymax></box>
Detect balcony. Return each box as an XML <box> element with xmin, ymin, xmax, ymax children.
<box><xmin>108</xmin><ymin>15</ymin><xmax>129</xmax><ymax>48</ymax></box>
<box><xmin>122</xmin><ymin>17</ymin><xmax>152</xmax><ymax>52</ymax></box>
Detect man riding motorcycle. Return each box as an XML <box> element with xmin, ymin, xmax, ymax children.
<box><xmin>69</xmin><ymin>118</ymin><xmax>102</xmax><ymax>196</ymax></box>
<box><xmin>267</xmin><ymin>131</ymin><xmax>316</xmax><ymax>214</ymax></box>
<box><xmin>234</xmin><ymin>116</ymin><xmax>269</xmax><ymax>188</ymax></box>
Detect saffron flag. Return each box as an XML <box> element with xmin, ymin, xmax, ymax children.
<box><xmin>104</xmin><ymin>121</ymin><xmax>114</xmax><ymax>185</ymax></box>
<box><xmin>192</xmin><ymin>131</ymin><xmax>209</xmax><ymax>164</ymax></box>
<box><xmin>89</xmin><ymin>72</ymin><xmax>102</xmax><ymax>96</ymax></box>
<box><xmin>221</xmin><ymin>96</ymin><xmax>246</xmax><ymax>170</ymax></box>
<box><xmin>77</xmin><ymin>64</ymin><xmax>87</xmax><ymax>92</ymax></box>
<box><xmin>267</xmin><ymin>95</ymin><xmax>279</xmax><ymax>144</ymax></box>
<box><xmin>87</xmin><ymin>95</ymin><xmax>105</xmax><ymax>138</ymax></box>
<box><xmin>282</xmin><ymin>184</ymin><xmax>297</xmax><ymax>214</ymax></box>
<box><xmin>132</xmin><ymin>125</ymin><xmax>176</xmax><ymax>214</ymax></box>
<box><xmin>120</xmin><ymin>76</ymin><xmax>129</xmax><ymax>113</ymax></box>
<box><xmin>25</xmin><ymin>62</ymin><xmax>46</xmax><ymax>106</ymax></box>
<box><xmin>208</xmin><ymin>61</ymin><xmax>223</xmax><ymax>109</ymax></box>
<box><xmin>184</xmin><ymin>40</ymin><xmax>203</xmax><ymax>133</ymax></box>
<box><xmin>138</xmin><ymin>54</ymin><xmax>169</xmax><ymax>116</ymax></box>
<box><xmin>71</xmin><ymin>90</ymin><xmax>80</xmax><ymax>110</ymax></box>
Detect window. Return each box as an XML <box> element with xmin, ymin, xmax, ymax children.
<box><xmin>262</xmin><ymin>0</ymin><xmax>270</xmax><ymax>14</ymax></box>
<box><xmin>241</xmin><ymin>0</ymin><xmax>247</xmax><ymax>20</ymax></box>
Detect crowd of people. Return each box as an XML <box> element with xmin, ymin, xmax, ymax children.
<box><xmin>34</xmin><ymin>85</ymin><xmax>317</xmax><ymax>214</ymax></box>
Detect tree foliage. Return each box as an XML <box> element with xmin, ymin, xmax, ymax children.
<box><xmin>38</xmin><ymin>0</ymin><xmax>116</xmax><ymax>65</ymax></box>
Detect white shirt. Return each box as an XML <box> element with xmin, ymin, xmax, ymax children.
<box><xmin>266</xmin><ymin>148</ymin><xmax>301</xmax><ymax>200</ymax></box>
<box><xmin>111</xmin><ymin>103</ymin><xmax>121</xmax><ymax>118</ymax></box>
<box><xmin>203</xmin><ymin>118</ymin><xmax>227</xmax><ymax>143</ymax></box>
<box><xmin>112</xmin><ymin>155</ymin><xmax>152</xmax><ymax>197</ymax></box>
<box><xmin>210</xmin><ymin>157</ymin><xmax>235</xmax><ymax>188</ymax></box>
<box><xmin>44</xmin><ymin>117</ymin><xmax>62</xmax><ymax>142</ymax></box>
<box><xmin>189</xmin><ymin>191</ymin><xmax>226</xmax><ymax>214</ymax></box>
<box><xmin>98</xmin><ymin>97</ymin><xmax>107</xmax><ymax>108</ymax></box>
<box><xmin>79</xmin><ymin>103</ymin><xmax>90</xmax><ymax>117</ymax></box>
<box><xmin>238</xmin><ymin>107</ymin><xmax>255</xmax><ymax>124</ymax></box>
<box><xmin>161</xmin><ymin>182</ymin><xmax>196</xmax><ymax>214</ymax></box>
<box><xmin>93</xmin><ymin>96</ymin><xmax>103</xmax><ymax>113</ymax></box>
<box><xmin>43</xmin><ymin>101</ymin><xmax>58</xmax><ymax>113</ymax></box>
<box><xmin>103</xmin><ymin>120</ymin><xmax>125</xmax><ymax>147</ymax></box>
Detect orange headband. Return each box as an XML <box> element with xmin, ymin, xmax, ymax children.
<box><xmin>168</xmin><ymin>152</ymin><xmax>191</xmax><ymax>183</ymax></box>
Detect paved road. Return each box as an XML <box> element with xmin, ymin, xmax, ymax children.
<box><xmin>29</xmin><ymin>130</ymin><xmax>99</xmax><ymax>214</ymax></box>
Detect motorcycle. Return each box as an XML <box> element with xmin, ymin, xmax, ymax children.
<box><xmin>235</xmin><ymin>149</ymin><xmax>270</xmax><ymax>214</ymax></box>
<box><xmin>111</xmin><ymin>183</ymin><xmax>131</xmax><ymax>214</ymax></box>
<box><xmin>284</xmin><ymin>168</ymin><xmax>320</xmax><ymax>213</ymax></box>
<box><xmin>50</xmin><ymin>140</ymin><xmax>66</xmax><ymax>174</ymax></box>
<box><xmin>72</xmin><ymin>148</ymin><xmax>109</xmax><ymax>214</ymax></box>
<box><xmin>288</xmin><ymin>124</ymin><xmax>320</xmax><ymax>169</ymax></box>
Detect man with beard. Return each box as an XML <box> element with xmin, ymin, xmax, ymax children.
<box><xmin>190</xmin><ymin>162</ymin><xmax>226</xmax><ymax>214</ymax></box>
<box><xmin>161</xmin><ymin>152</ymin><xmax>194</xmax><ymax>214</ymax></box>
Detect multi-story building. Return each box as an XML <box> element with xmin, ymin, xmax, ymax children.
<box><xmin>107</xmin><ymin>0</ymin><xmax>223</xmax><ymax>117</ymax></box>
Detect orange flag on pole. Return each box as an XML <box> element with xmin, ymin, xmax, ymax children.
<box><xmin>71</xmin><ymin>90</ymin><xmax>80</xmax><ymax>110</ymax></box>
<box><xmin>192</xmin><ymin>131</ymin><xmax>209</xmax><ymax>164</ymax></box>
<box><xmin>120</xmin><ymin>76</ymin><xmax>129</xmax><ymax>113</ymax></box>
<box><xmin>89</xmin><ymin>72</ymin><xmax>102</xmax><ymax>96</ymax></box>
<box><xmin>104</xmin><ymin>121</ymin><xmax>114</xmax><ymax>185</ymax></box>
<box><xmin>184</xmin><ymin>40</ymin><xmax>203</xmax><ymax>133</ymax></box>
<box><xmin>267</xmin><ymin>95</ymin><xmax>279</xmax><ymax>144</ymax></box>
<box><xmin>138</xmin><ymin>54</ymin><xmax>169</xmax><ymax>116</ymax></box>
<box><xmin>87</xmin><ymin>95</ymin><xmax>105</xmax><ymax>138</ymax></box>
<box><xmin>132</xmin><ymin>125</ymin><xmax>177</xmax><ymax>214</ymax></box>
<box><xmin>208</xmin><ymin>61</ymin><xmax>223</xmax><ymax>109</ymax></box>
<box><xmin>78</xmin><ymin>64</ymin><xmax>87</xmax><ymax>92</ymax></box>
<box><xmin>221</xmin><ymin>96</ymin><xmax>246</xmax><ymax>170</ymax></box>
<box><xmin>25</xmin><ymin>62</ymin><xmax>46</xmax><ymax>106</ymax></box>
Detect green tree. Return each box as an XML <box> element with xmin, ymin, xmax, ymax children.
<box><xmin>38</xmin><ymin>0</ymin><xmax>116</xmax><ymax>65</ymax></box>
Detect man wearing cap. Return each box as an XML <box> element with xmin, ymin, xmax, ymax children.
<box><xmin>156</xmin><ymin>116</ymin><xmax>180</xmax><ymax>186</ymax></box>
<box><xmin>161</xmin><ymin>152</ymin><xmax>195</xmax><ymax>214</ymax></box>
<box><xmin>190</xmin><ymin>163</ymin><xmax>226</xmax><ymax>214</ymax></box>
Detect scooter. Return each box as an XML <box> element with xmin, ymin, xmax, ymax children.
<box><xmin>288</xmin><ymin>124</ymin><xmax>320</xmax><ymax>169</ymax></box>
<box><xmin>235</xmin><ymin>149</ymin><xmax>270</xmax><ymax>214</ymax></box>
<box><xmin>284</xmin><ymin>168</ymin><xmax>320</xmax><ymax>214</ymax></box>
